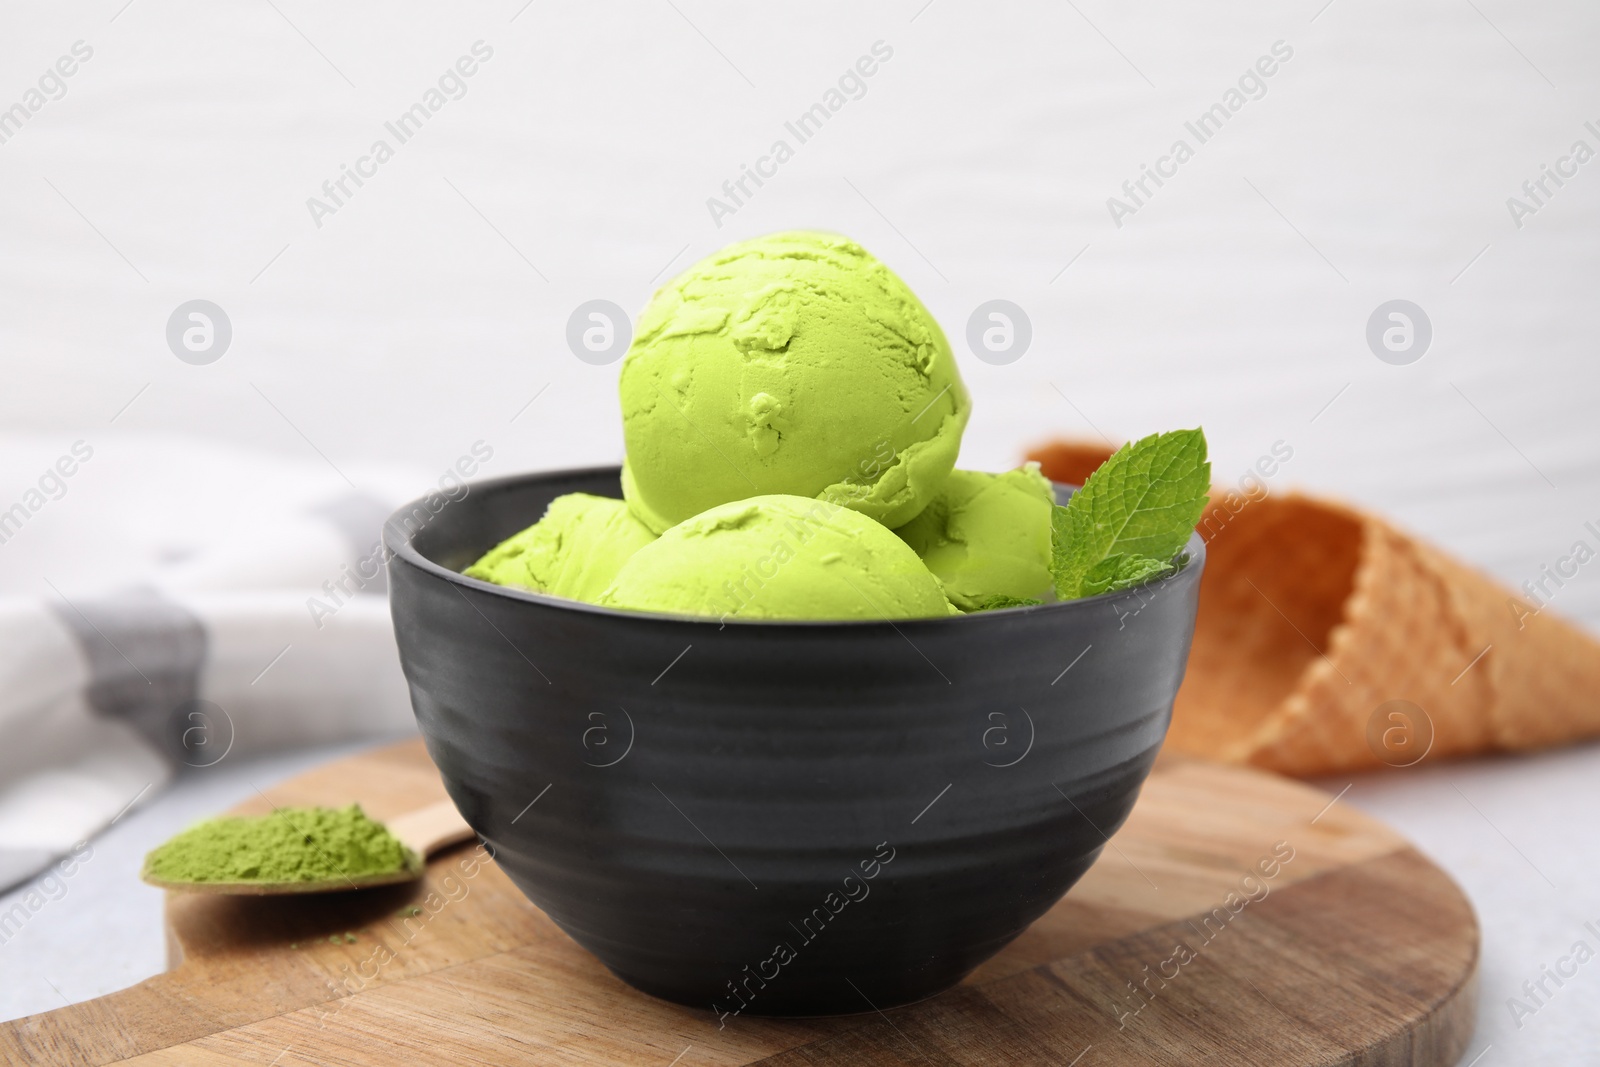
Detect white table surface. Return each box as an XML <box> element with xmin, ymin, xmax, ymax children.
<box><xmin>2</xmin><ymin>1</ymin><xmax>1598</xmax><ymax>1062</ymax></box>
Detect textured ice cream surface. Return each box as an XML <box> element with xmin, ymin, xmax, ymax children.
<box><xmin>894</xmin><ymin>465</ymin><xmax>1055</xmax><ymax>611</ymax></box>
<box><xmin>618</xmin><ymin>231</ymin><xmax>970</xmax><ymax>534</ymax></box>
<box><xmin>464</xmin><ymin>493</ymin><xmax>656</xmax><ymax>602</ymax></box>
<box><xmin>598</xmin><ymin>494</ymin><xmax>955</xmax><ymax>621</ymax></box>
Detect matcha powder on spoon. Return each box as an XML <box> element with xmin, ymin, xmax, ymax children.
<box><xmin>143</xmin><ymin>804</ymin><xmax>414</xmax><ymax>887</ymax></box>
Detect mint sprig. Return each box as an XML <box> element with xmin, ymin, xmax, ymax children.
<box><xmin>1050</xmin><ymin>429</ymin><xmax>1209</xmax><ymax>600</ymax></box>
<box><xmin>965</xmin><ymin>594</ymin><xmax>1044</xmax><ymax>612</ymax></box>
<box><xmin>1079</xmin><ymin>553</ymin><xmax>1174</xmax><ymax>596</ymax></box>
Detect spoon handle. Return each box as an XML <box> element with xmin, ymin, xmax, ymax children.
<box><xmin>386</xmin><ymin>800</ymin><xmax>476</xmax><ymax>859</ymax></box>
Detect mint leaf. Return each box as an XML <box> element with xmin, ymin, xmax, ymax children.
<box><xmin>1050</xmin><ymin>502</ymin><xmax>1076</xmax><ymax>595</ymax></box>
<box><xmin>1051</xmin><ymin>428</ymin><xmax>1209</xmax><ymax>600</ymax></box>
<box><xmin>1079</xmin><ymin>553</ymin><xmax>1174</xmax><ymax>596</ymax></box>
<box><xmin>965</xmin><ymin>594</ymin><xmax>1044</xmax><ymax>612</ymax></box>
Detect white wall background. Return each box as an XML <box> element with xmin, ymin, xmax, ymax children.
<box><xmin>2</xmin><ymin>0</ymin><xmax>1597</xmax><ymax>622</ymax></box>
<box><xmin>1</xmin><ymin>0</ymin><xmax>1598</xmax><ymax>1060</ymax></box>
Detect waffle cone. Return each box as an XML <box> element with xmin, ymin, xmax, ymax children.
<box><xmin>1027</xmin><ymin>439</ymin><xmax>1600</xmax><ymax>777</ymax></box>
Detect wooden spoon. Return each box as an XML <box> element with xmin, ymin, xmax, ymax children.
<box><xmin>141</xmin><ymin>799</ymin><xmax>477</xmax><ymax>895</ymax></box>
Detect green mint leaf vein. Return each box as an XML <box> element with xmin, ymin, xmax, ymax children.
<box><xmin>1051</xmin><ymin>428</ymin><xmax>1210</xmax><ymax>600</ymax></box>
<box><xmin>965</xmin><ymin>594</ymin><xmax>1044</xmax><ymax>613</ymax></box>
<box><xmin>1079</xmin><ymin>554</ymin><xmax>1174</xmax><ymax>597</ymax></box>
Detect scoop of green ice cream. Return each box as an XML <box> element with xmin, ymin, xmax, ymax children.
<box><xmin>598</xmin><ymin>494</ymin><xmax>954</xmax><ymax>620</ymax></box>
<box><xmin>618</xmin><ymin>231</ymin><xmax>970</xmax><ymax>533</ymax></box>
<box><xmin>894</xmin><ymin>465</ymin><xmax>1055</xmax><ymax>611</ymax></box>
<box><xmin>464</xmin><ymin>493</ymin><xmax>656</xmax><ymax>602</ymax></box>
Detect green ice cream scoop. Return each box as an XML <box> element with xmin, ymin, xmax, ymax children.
<box><xmin>598</xmin><ymin>494</ymin><xmax>954</xmax><ymax>620</ymax></box>
<box><xmin>894</xmin><ymin>465</ymin><xmax>1055</xmax><ymax>611</ymax></box>
<box><xmin>464</xmin><ymin>493</ymin><xmax>656</xmax><ymax>603</ymax></box>
<box><xmin>618</xmin><ymin>231</ymin><xmax>971</xmax><ymax>534</ymax></box>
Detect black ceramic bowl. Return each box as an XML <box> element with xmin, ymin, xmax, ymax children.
<box><xmin>385</xmin><ymin>467</ymin><xmax>1203</xmax><ymax>1018</ymax></box>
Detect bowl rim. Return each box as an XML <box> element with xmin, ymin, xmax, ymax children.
<box><xmin>384</xmin><ymin>465</ymin><xmax>1207</xmax><ymax>630</ymax></box>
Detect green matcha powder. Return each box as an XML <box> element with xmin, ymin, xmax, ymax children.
<box><xmin>143</xmin><ymin>804</ymin><xmax>413</xmax><ymax>885</ymax></box>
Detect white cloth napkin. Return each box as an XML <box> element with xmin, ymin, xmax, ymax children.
<box><xmin>0</xmin><ymin>433</ymin><xmax>435</xmax><ymax>892</ymax></box>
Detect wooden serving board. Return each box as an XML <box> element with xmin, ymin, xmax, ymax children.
<box><xmin>2</xmin><ymin>740</ymin><xmax>1478</xmax><ymax>1066</ymax></box>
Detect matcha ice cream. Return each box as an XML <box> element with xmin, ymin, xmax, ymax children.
<box><xmin>465</xmin><ymin>492</ymin><xmax>656</xmax><ymax>601</ymax></box>
<box><xmin>619</xmin><ymin>231</ymin><xmax>970</xmax><ymax>534</ymax></box>
<box><xmin>451</xmin><ymin>225</ymin><xmax>1206</xmax><ymax>623</ymax></box>
<box><xmin>895</xmin><ymin>465</ymin><xmax>1055</xmax><ymax>611</ymax></box>
<box><xmin>598</xmin><ymin>494</ymin><xmax>954</xmax><ymax>620</ymax></box>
